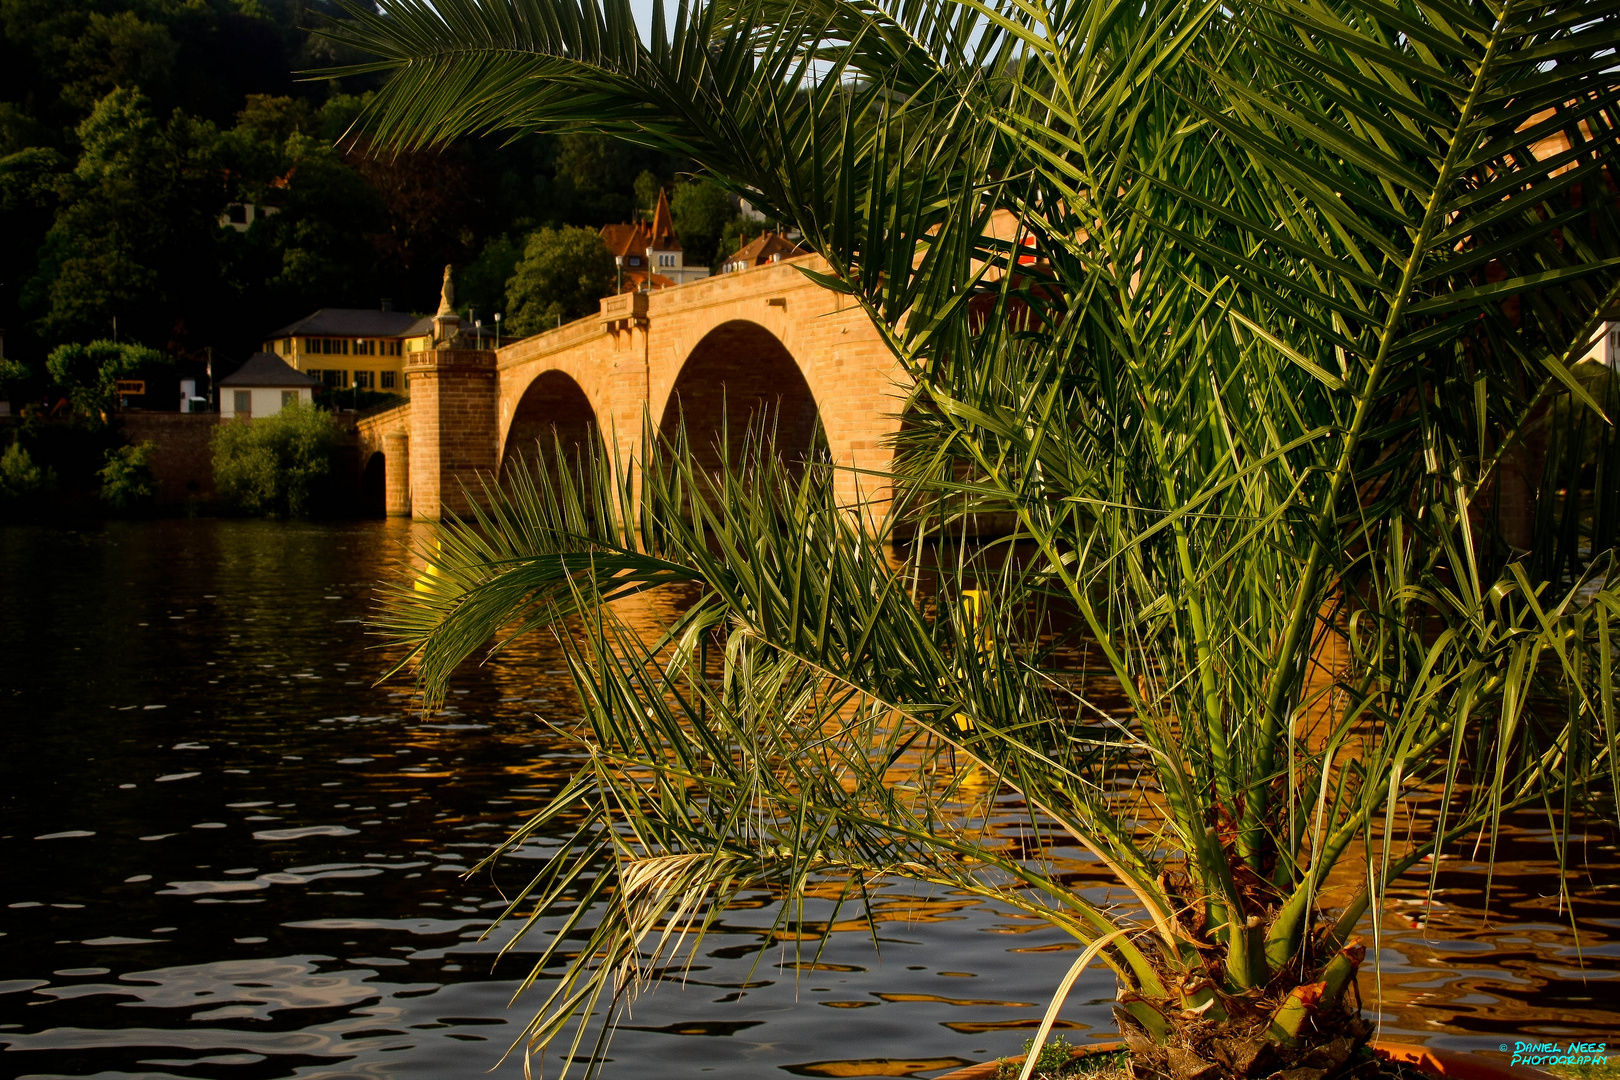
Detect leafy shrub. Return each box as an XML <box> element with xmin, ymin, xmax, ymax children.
<box><xmin>993</xmin><ymin>1040</ymin><xmax>1129</xmax><ymax>1080</ymax></box>
<box><xmin>212</xmin><ymin>401</ymin><xmax>341</xmax><ymax>517</ymax></box>
<box><xmin>98</xmin><ymin>442</ymin><xmax>156</xmax><ymax>510</ymax></box>
<box><xmin>0</xmin><ymin>441</ymin><xmax>56</xmax><ymax>502</ymax></box>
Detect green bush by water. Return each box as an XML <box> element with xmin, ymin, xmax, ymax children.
<box><xmin>98</xmin><ymin>442</ymin><xmax>156</xmax><ymax>511</ymax></box>
<box><xmin>212</xmin><ymin>402</ymin><xmax>342</xmax><ymax>518</ymax></box>
<box><xmin>0</xmin><ymin>441</ymin><xmax>58</xmax><ymax>505</ymax></box>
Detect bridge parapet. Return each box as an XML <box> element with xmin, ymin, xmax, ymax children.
<box><xmin>496</xmin><ymin>314</ymin><xmax>604</xmax><ymax>372</ymax></box>
<box><xmin>599</xmin><ymin>290</ymin><xmax>649</xmax><ymax>331</ymax></box>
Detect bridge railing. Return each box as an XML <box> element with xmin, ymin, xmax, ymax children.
<box><xmin>599</xmin><ymin>290</ymin><xmax>649</xmax><ymax>329</ymax></box>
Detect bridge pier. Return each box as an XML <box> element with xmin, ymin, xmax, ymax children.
<box><xmin>383</xmin><ymin>430</ymin><xmax>410</xmax><ymax>516</ymax></box>
<box><xmin>406</xmin><ymin>347</ymin><xmax>499</xmax><ymax>521</ymax></box>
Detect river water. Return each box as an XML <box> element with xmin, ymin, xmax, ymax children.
<box><xmin>1</xmin><ymin>520</ymin><xmax>1617</xmax><ymax>1080</ymax></box>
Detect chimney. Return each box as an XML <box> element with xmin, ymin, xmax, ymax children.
<box><xmin>381</xmin><ymin>298</ymin><xmax>394</xmax><ymax>312</ymax></box>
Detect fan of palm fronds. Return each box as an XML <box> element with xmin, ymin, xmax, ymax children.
<box><xmin>343</xmin><ymin>0</ymin><xmax>1620</xmax><ymax>1076</ymax></box>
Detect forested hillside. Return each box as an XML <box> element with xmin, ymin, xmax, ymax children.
<box><xmin>0</xmin><ymin>0</ymin><xmax>699</xmax><ymax>395</ymax></box>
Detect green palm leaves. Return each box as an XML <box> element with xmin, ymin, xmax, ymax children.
<box><xmin>345</xmin><ymin>0</ymin><xmax>1620</xmax><ymax>1074</ymax></box>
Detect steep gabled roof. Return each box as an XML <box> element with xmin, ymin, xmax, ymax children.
<box><xmin>648</xmin><ymin>188</ymin><xmax>681</xmax><ymax>252</ymax></box>
<box><xmin>601</xmin><ymin>222</ymin><xmax>649</xmax><ymax>259</ymax></box>
<box><xmin>266</xmin><ymin>308</ymin><xmax>433</xmax><ymax>339</ymax></box>
<box><xmin>219</xmin><ymin>352</ymin><xmax>323</xmax><ymax>388</ymax></box>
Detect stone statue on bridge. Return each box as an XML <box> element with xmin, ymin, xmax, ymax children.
<box><xmin>436</xmin><ymin>264</ymin><xmax>455</xmax><ymax>315</ymax></box>
<box><xmin>432</xmin><ymin>264</ymin><xmax>462</xmax><ymax>345</ymax></box>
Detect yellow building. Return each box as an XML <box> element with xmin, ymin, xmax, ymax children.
<box><xmin>262</xmin><ymin>308</ymin><xmax>434</xmax><ymax>393</ymax></box>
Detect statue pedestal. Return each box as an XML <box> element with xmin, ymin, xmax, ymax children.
<box><xmin>405</xmin><ymin>348</ymin><xmax>498</xmax><ymax>521</ymax></box>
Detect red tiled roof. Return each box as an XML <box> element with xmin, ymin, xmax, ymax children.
<box><xmin>601</xmin><ymin>222</ymin><xmax>648</xmax><ymax>259</ymax></box>
<box><xmin>725</xmin><ymin>231</ymin><xmax>805</xmax><ymax>269</ymax></box>
<box><xmin>600</xmin><ymin>188</ymin><xmax>683</xmax><ymax>262</ymax></box>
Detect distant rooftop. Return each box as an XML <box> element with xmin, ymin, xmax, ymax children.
<box><xmin>267</xmin><ymin>308</ymin><xmax>433</xmax><ymax>339</ymax></box>
<box><xmin>219</xmin><ymin>352</ymin><xmax>323</xmax><ymax>388</ymax></box>
<box><xmin>724</xmin><ymin>231</ymin><xmax>806</xmax><ymax>272</ymax></box>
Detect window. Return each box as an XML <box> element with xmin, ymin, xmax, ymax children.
<box><xmin>303</xmin><ymin>338</ymin><xmax>316</xmax><ymax>353</ymax></box>
<box><xmin>320</xmin><ymin>369</ymin><xmax>345</xmax><ymax>388</ymax></box>
<box><xmin>628</xmin><ymin>256</ymin><xmax>641</xmax><ymax>266</ymax></box>
<box><xmin>281</xmin><ymin>391</ymin><xmax>298</xmax><ymax>409</ymax></box>
<box><xmin>380</xmin><ymin>371</ymin><xmax>396</xmax><ymax>389</ymax></box>
<box><xmin>354</xmin><ymin>370</ymin><xmax>375</xmax><ymax>390</ymax></box>
<box><xmin>233</xmin><ymin>390</ymin><xmax>251</xmax><ymax>415</ymax></box>
<box><xmin>659</xmin><ymin>253</ymin><xmax>675</xmax><ymax>267</ymax></box>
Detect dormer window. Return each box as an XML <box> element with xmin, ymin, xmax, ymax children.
<box><xmin>628</xmin><ymin>256</ymin><xmax>641</xmax><ymax>266</ymax></box>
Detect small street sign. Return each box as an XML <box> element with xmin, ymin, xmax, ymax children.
<box><xmin>116</xmin><ymin>380</ymin><xmax>146</xmax><ymax>395</ymax></box>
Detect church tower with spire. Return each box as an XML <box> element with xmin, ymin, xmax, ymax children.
<box><xmin>600</xmin><ymin>187</ymin><xmax>710</xmax><ymax>290</ymax></box>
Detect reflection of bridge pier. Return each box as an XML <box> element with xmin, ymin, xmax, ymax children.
<box><xmin>356</xmin><ymin>254</ymin><xmax>903</xmax><ymax>522</ymax></box>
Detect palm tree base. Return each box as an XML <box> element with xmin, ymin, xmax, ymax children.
<box><xmin>1115</xmin><ymin>1001</ymin><xmax>1372</xmax><ymax>1080</ymax></box>
<box><xmin>937</xmin><ymin>1040</ymin><xmax>1556</xmax><ymax>1080</ymax></box>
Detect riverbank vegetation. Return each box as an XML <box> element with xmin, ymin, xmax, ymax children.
<box><xmin>212</xmin><ymin>401</ymin><xmax>342</xmax><ymax>518</ymax></box>
<box><xmin>355</xmin><ymin>0</ymin><xmax>1620</xmax><ymax>1078</ymax></box>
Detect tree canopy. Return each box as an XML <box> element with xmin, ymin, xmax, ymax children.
<box><xmin>504</xmin><ymin>226</ymin><xmax>617</xmax><ymax>337</ymax></box>
<box><xmin>0</xmin><ymin>0</ymin><xmax>699</xmax><ymax>397</ymax></box>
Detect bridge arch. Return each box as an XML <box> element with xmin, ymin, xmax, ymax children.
<box><xmin>501</xmin><ymin>368</ymin><xmax>606</xmax><ymax>482</ymax></box>
<box><xmin>657</xmin><ymin>319</ymin><xmax>825</xmax><ymax>477</ymax></box>
<box><xmin>360</xmin><ymin>451</ymin><xmax>386</xmax><ymax>516</ymax></box>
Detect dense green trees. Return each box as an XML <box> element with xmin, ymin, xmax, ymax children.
<box><xmin>504</xmin><ymin>226</ymin><xmax>617</xmax><ymax>337</ymax></box>
<box><xmin>32</xmin><ymin>90</ymin><xmax>228</xmax><ymax>345</ymax></box>
<box><xmin>669</xmin><ymin>179</ymin><xmax>733</xmax><ymax>268</ymax></box>
<box><xmin>0</xmin><ymin>0</ymin><xmax>710</xmax><ymax>403</ymax></box>
<box><xmin>45</xmin><ymin>339</ymin><xmax>169</xmax><ymax>422</ymax></box>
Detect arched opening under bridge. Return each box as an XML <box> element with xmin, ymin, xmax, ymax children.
<box><xmin>360</xmin><ymin>451</ymin><xmax>386</xmax><ymax>517</ymax></box>
<box><xmin>501</xmin><ymin>370</ymin><xmax>605</xmax><ymax>490</ymax></box>
<box><xmin>658</xmin><ymin>320</ymin><xmax>825</xmax><ymax>482</ymax></box>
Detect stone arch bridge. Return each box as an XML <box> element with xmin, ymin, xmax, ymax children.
<box><xmin>356</xmin><ymin>254</ymin><xmax>903</xmax><ymax>521</ymax></box>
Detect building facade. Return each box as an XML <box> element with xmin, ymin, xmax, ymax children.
<box><xmin>262</xmin><ymin>308</ymin><xmax>433</xmax><ymax>393</ymax></box>
<box><xmin>600</xmin><ymin>189</ymin><xmax>710</xmax><ymax>290</ymax></box>
<box><xmin>218</xmin><ymin>353</ymin><xmax>322</xmax><ymax>420</ymax></box>
<box><xmin>1578</xmin><ymin>322</ymin><xmax>1620</xmax><ymax>368</ymax></box>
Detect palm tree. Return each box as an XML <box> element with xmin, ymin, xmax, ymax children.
<box><xmin>336</xmin><ymin>0</ymin><xmax>1620</xmax><ymax>1077</ymax></box>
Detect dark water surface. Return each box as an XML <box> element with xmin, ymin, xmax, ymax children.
<box><xmin>2</xmin><ymin>520</ymin><xmax>1617</xmax><ymax>1079</ymax></box>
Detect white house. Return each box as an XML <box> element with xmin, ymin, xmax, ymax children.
<box><xmin>218</xmin><ymin>352</ymin><xmax>321</xmax><ymax>420</ymax></box>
